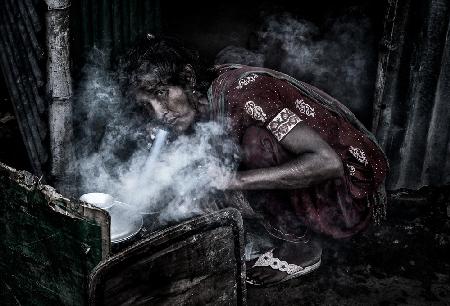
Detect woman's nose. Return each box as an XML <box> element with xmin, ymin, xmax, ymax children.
<box><xmin>152</xmin><ymin>105</ymin><xmax>167</xmax><ymax>119</ymax></box>
<box><xmin>159</xmin><ymin>111</ymin><xmax>172</xmax><ymax>124</ymax></box>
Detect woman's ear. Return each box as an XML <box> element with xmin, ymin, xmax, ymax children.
<box><xmin>183</xmin><ymin>64</ymin><xmax>196</xmax><ymax>89</ymax></box>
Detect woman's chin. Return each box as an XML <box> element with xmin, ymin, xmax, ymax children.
<box><xmin>173</xmin><ymin>114</ymin><xmax>196</xmax><ymax>134</ymax></box>
<box><xmin>172</xmin><ymin>121</ymin><xmax>190</xmax><ymax>134</ymax></box>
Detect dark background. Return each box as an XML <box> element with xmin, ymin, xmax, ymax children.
<box><xmin>160</xmin><ymin>0</ymin><xmax>384</xmax><ymax>63</ymax></box>
<box><xmin>1</xmin><ymin>0</ymin><xmax>384</xmax><ymax>172</ymax></box>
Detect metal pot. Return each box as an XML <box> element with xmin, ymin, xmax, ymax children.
<box><xmin>79</xmin><ymin>193</ymin><xmax>143</xmax><ymax>245</ymax></box>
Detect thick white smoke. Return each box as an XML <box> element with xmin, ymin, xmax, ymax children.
<box><xmin>118</xmin><ymin>122</ymin><xmax>237</xmax><ymax>223</ymax></box>
<box><xmin>73</xmin><ymin>51</ymin><xmax>238</xmax><ymax>224</ymax></box>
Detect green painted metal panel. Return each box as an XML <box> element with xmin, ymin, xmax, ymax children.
<box><xmin>0</xmin><ymin>162</ymin><xmax>109</xmax><ymax>305</ymax></box>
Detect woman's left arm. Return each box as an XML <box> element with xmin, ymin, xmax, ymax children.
<box><xmin>226</xmin><ymin>123</ymin><xmax>344</xmax><ymax>190</ymax></box>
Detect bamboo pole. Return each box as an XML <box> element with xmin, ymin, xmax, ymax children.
<box><xmin>372</xmin><ymin>0</ymin><xmax>410</xmax><ymax>142</ymax></box>
<box><xmin>45</xmin><ymin>0</ymin><xmax>74</xmax><ymax>194</ymax></box>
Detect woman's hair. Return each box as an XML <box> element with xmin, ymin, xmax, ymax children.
<box><xmin>116</xmin><ymin>34</ymin><xmax>212</xmax><ymax>97</ymax></box>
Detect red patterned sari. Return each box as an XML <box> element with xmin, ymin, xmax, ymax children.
<box><xmin>207</xmin><ymin>64</ymin><xmax>388</xmax><ymax>239</ymax></box>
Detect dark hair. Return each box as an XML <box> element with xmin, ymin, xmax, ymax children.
<box><xmin>116</xmin><ymin>34</ymin><xmax>212</xmax><ymax>98</ymax></box>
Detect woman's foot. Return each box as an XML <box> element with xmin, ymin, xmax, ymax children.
<box><xmin>246</xmin><ymin>238</ymin><xmax>322</xmax><ymax>286</ymax></box>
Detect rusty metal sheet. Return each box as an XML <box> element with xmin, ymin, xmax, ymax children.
<box><xmin>89</xmin><ymin>208</ymin><xmax>246</xmax><ymax>306</ymax></box>
<box><xmin>0</xmin><ymin>162</ymin><xmax>110</xmax><ymax>305</ymax></box>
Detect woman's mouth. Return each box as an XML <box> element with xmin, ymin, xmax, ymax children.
<box><xmin>166</xmin><ymin>117</ymin><xmax>178</xmax><ymax>125</ymax></box>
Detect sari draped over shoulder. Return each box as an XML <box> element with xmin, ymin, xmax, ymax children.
<box><xmin>207</xmin><ymin>64</ymin><xmax>389</xmax><ymax>238</ymax></box>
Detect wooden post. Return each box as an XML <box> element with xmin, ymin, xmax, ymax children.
<box><xmin>45</xmin><ymin>0</ymin><xmax>74</xmax><ymax>195</ymax></box>
<box><xmin>371</xmin><ymin>0</ymin><xmax>411</xmax><ymax>142</ymax></box>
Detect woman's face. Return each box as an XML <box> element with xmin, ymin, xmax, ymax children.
<box><xmin>133</xmin><ymin>73</ymin><xmax>197</xmax><ymax>133</ymax></box>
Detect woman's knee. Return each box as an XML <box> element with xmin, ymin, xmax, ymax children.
<box><xmin>241</xmin><ymin>126</ymin><xmax>290</xmax><ymax>169</ymax></box>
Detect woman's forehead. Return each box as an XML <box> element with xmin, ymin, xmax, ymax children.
<box><xmin>133</xmin><ymin>61</ymin><xmax>183</xmax><ymax>89</ymax></box>
<box><xmin>136</xmin><ymin>73</ymin><xmax>171</xmax><ymax>88</ymax></box>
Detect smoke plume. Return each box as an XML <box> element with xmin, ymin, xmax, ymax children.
<box><xmin>73</xmin><ymin>50</ymin><xmax>238</xmax><ymax>224</ymax></box>
<box><xmin>215</xmin><ymin>12</ymin><xmax>376</xmax><ymax>123</ymax></box>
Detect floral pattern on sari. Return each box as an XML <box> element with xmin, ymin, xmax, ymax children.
<box><xmin>267</xmin><ymin>108</ymin><xmax>302</xmax><ymax>141</ymax></box>
<box><xmin>235</xmin><ymin>73</ymin><xmax>259</xmax><ymax>89</ymax></box>
<box><xmin>244</xmin><ymin>101</ymin><xmax>268</xmax><ymax>122</ymax></box>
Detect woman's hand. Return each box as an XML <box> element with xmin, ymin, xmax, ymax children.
<box><xmin>206</xmin><ymin>165</ymin><xmax>235</xmax><ymax>190</ymax></box>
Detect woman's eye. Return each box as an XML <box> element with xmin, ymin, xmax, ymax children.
<box><xmin>155</xmin><ymin>89</ymin><xmax>166</xmax><ymax>97</ymax></box>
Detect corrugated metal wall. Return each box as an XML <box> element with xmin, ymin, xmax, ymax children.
<box><xmin>71</xmin><ymin>0</ymin><xmax>161</xmax><ymax>63</ymax></box>
<box><xmin>0</xmin><ymin>0</ymin><xmax>48</xmax><ymax>176</ymax></box>
<box><xmin>373</xmin><ymin>0</ymin><xmax>450</xmax><ymax>190</ymax></box>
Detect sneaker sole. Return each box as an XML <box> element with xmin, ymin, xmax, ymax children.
<box><xmin>246</xmin><ymin>258</ymin><xmax>321</xmax><ymax>287</ymax></box>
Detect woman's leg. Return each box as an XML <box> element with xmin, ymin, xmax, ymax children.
<box><xmin>241</xmin><ymin>126</ymin><xmax>308</xmax><ymax>241</ymax></box>
<box><xmin>241</xmin><ymin>125</ymin><xmax>371</xmax><ymax>239</ymax></box>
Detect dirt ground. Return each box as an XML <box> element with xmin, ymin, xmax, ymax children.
<box><xmin>247</xmin><ymin>187</ymin><xmax>450</xmax><ymax>305</ymax></box>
